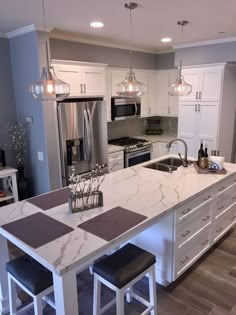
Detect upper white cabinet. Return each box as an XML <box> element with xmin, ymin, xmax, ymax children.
<box><xmin>180</xmin><ymin>66</ymin><xmax>223</xmax><ymax>102</ymax></box>
<box><xmin>52</xmin><ymin>60</ymin><xmax>107</xmax><ymax>97</ymax></box>
<box><xmin>178</xmin><ymin>63</ymin><xmax>236</xmax><ymax>161</ymax></box>
<box><xmin>156</xmin><ymin>69</ymin><xmax>179</xmax><ymax>116</ymax></box>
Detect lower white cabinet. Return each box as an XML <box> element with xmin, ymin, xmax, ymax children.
<box><xmin>151</xmin><ymin>142</ymin><xmax>159</xmax><ymax>159</ymax></box>
<box><xmin>108</xmin><ymin>151</ymin><xmax>124</xmax><ymax>173</ymax></box>
<box><xmin>132</xmin><ymin>173</ymin><xmax>236</xmax><ymax>286</ymax></box>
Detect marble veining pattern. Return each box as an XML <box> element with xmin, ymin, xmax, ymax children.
<box><xmin>0</xmin><ymin>155</ymin><xmax>236</xmax><ymax>277</ymax></box>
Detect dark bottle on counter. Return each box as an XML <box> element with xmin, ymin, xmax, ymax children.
<box><xmin>198</xmin><ymin>141</ymin><xmax>205</xmax><ymax>163</ymax></box>
<box><xmin>204</xmin><ymin>145</ymin><xmax>208</xmax><ymax>158</ymax></box>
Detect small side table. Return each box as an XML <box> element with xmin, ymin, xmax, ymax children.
<box><xmin>0</xmin><ymin>167</ymin><xmax>18</xmax><ymax>203</ymax></box>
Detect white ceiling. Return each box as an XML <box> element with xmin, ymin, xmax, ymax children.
<box><xmin>1</xmin><ymin>0</ymin><xmax>236</xmax><ymax>53</ymax></box>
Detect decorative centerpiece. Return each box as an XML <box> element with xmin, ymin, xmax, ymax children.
<box><xmin>68</xmin><ymin>164</ymin><xmax>106</xmax><ymax>213</ymax></box>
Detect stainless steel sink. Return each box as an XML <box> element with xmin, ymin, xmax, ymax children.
<box><xmin>144</xmin><ymin>162</ymin><xmax>178</xmax><ymax>173</ymax></box>
<box><xmin>157</xmin><ymin>157</ymin><xmax>184</xmax><ymax>167</ymax></box>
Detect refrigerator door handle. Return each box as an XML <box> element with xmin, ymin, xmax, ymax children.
<box><xmin>83</xmin><ymin>109</ymin><xmax>89</xmax><ymax>160</ymax></box>
<box><xmin>86</xmin><ymin>107</ymin><xmax>93</xmax><ymax>161</ymax></box>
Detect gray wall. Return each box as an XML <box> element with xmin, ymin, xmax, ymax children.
<box><xmin>9</xmin><ymin>31</ymin><xmax>50</xmax><ymax>196</ymax></box>
<box><xmin>175</xmin><ymin>41</ymin><xmax>236</xmax><ymax>66</ymax></box>
<box><xmin>157</xmin><ymin>52</ymin><xmax>175</xmax><ymax>70</ymax></box>
<box><xmin>0</xmin><ymin>38</ymin><xmax>17</xmax><ymax>166</ymax></box>
<box><xmin>50</xmin><ymin>38</ymin><xmax>158</xmax><ymax>70</ymax></box>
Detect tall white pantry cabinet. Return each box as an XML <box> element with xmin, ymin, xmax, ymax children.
<box><xmin>177</xmin><ymin>63</ymin><xmax>236</xmax><ymax>162</ymax></box>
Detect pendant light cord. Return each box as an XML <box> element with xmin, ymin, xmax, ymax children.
<box><xmin>42</xmin><ymin>0</ymin><xmax>50</xmax><ymax>69</ymax></box>
<box><xmin>129</xmin><ymin>4</ymin><xmax>133</xmax><ymax>73</ymax></box>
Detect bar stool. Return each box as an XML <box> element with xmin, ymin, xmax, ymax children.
<box><xmin>92</xmin><ymin>243</ymin><xmax>157</xmax><ymax>315</ymax></box>
<box><xmin>6</xmin><ymin>255</ymin><xmax>55</xmax><ymax>315</ymax></box>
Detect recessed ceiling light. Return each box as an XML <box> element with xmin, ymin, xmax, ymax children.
<box><xmin>90</xmin><ymin>21</ymin><xmax>104</xmax><ymax>28</ymax></box>
<box><xmin>161</xmin><ymin>37</ymin><xmax>172</xmax><ymax>43</ymax></box>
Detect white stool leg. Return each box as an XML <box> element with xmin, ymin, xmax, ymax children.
<box><xmin>149</xmin><ymin>267</ymin><xmax>157</xmax><ymax>315</ymax></box>
<box><xmin>33</xmin><ymin>295</ymin><xmax>43</xmax><ymax>315</ymax></box>
<box><xmin>93</xmin><ymin>274</ymin><xmax>101</xmax><ymax>315</ymax></box>
<box><xmin>8</xmin><ymin>275</ymin><xmax>17</xmax><ymax>315</ymax></box>
<box><xmin>116</xmin><ymin>289</ymin><xmax>124</xmax><ymax>315</ymax></box>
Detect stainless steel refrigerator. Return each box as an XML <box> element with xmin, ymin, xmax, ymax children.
<box><xmin>57</xmin><ymin>98</ymin><xmax>108</xmax><ymax>186</ymax></box>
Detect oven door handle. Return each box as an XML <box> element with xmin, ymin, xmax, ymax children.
<box><xmin>126</xmin><ymin>148</ymin><xmax>151</xmax><ymax>159</ymax></box>
<box><xmin>134</xmin><ymin>102</ymin><xmax>137</xmax><ymax>116</ymax></box>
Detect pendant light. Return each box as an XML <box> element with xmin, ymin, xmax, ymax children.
<box><xmin>29</xmin><ymin>0</ymin><xmax>70</xmax><ymax>101</ymax></box>
<box><xmin>116</xmin><ymin>2</ymin><xmax>146</xmax><ymax>98</ymax></box>
<box><xmin>169</xmin><ymin>21</ymin><xmax>192</xmax><ymax>96</ymax></box>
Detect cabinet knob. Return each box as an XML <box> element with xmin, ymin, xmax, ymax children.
<box><xmin>202</xmin><ymin>215</ymin><xmax>210</xmax><ymax>221</ymax></box>
<box><xmin>181</xmin><ymin>230</ymin><xmax>191</xmax><ymax>237</ymax></box>
<box><xmin>182</xmin><ymin>207</ymin><xmax>191</xmax><ymax>215</ymax></box>
<box><xmin>201</xmin><ymin>239</ymin><xmax>209</xmax><ymax>246</ymax></box>
<box><xmin>180</xmin><ymin>256</ymin><xmax>190</xmax><ymax>264</ymax></box>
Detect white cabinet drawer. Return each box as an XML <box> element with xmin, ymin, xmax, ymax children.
<box><xmin>108</xmin><ymin>151</ymin><xmax>124</xmax><ymax>161</ymax></box>
<box><xmin>176</xmin><ymin>203</ymin><xmax>211</xmax><ymax>247</ymax></box>
<box><xmin>175</xmin><ymin>190</ymin><xmax>213</xmax><ymax>223</ymax></box>
<box><xmin>174</xmin><ymin>228</ymin><xmax>211</xmax><ymax>279</ymax></box>
<box><xmin>108</xmin><ymin>151</ymin><xmax>124</xmax><ymax>173</ymax></box>
<box><xmin>213</xmin><ymin>175</ymin><xmax>236</xmax><ymax>196</ymax></box>
<box><xmin>212</xmin><ymin>205</ymin><xmax>236</xmax><ymax>243</ymax></box>
<box><xmin>212</xmin><ymin>184</ymin><xmax>236</xmax><ymax>220</ymax></box>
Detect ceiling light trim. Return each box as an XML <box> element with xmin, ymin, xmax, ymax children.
<box><xmin>7</xmin><ymin>24</ymin><xmax>36</xmax><ymax>38</ymax></box>
<box><xmin>173</xmin><ymin>36</ymin><xmax>236</xmax><ymax>49</ymax></box>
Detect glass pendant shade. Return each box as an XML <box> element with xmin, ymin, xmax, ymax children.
<box><xmin>29</xmin><ymin>67</ymin><xmax>70</xmax><ymax>101</ymax></box>
<box><xmin>116</xmin><ymin>70</ymin><xmax>146</xmax><ymax>98</ymax></box>
<box><xmin>168</xmin><ymin>75</ymin><xmax>192</xmax><ymax>96</ymax></box>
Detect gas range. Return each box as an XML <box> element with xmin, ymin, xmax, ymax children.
<box><xmin>108</xmin><ymin>137</ymin><xmax>152</xmax><ymax>153</ymax></box>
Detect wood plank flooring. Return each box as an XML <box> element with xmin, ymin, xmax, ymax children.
<box><xmin>8</xmin><ymin>227</ymin><xmax>236</xmax><ymax>315</ymax></box>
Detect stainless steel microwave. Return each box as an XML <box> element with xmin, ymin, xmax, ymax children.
<box><xmin>111</xmin><ymin>97</ymin><xmax>141</xmax><ymax>121</ymax></box>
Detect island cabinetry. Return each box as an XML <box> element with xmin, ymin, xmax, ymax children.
<box><xmin>51</xmin><ymin>60</ymin><xmax>107</xmax><ymax>97</ymax></box>
<box><xmin>211</xmin><ymin>176</ymin><xmax>236</xmax><ymax>243</ymax></box>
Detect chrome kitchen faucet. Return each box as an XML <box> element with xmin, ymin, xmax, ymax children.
<box><xmin>166</xmin><ymin>138</ymin><xmax>188</xmax><ymax>167</ymax></box>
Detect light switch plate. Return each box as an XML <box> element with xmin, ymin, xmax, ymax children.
<box><xmin>37</xmin><ymin>152</ymin><xmax>44</xmax><ymax>161</ymax></box>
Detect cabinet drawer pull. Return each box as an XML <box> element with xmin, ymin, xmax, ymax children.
<box><xmin>217</xmin><ymin>205</ymin><xmax>224</xmax><ymax>210</ymax></box>
<box><xmin>216</xmin><ymin>227</ymin><xmax>223</xmax><ymax>233</ymax></box>
<box><xmin>204</xmin><ymin>195</ymin><xmax>211</xmax><ymax>201</ymax></box>
<box><xmin>196</xmin><ymin>91</ymin><xmax>198</xmax><ymax>100</ymax></box>
<box><xmin>201</xmin><ymin>239</ymin><xmax>209</xmax><ymax>246</ymax></box>
<box><xmin>180</xmin><ymin>256</ymin><xmax>190</xmax><ymax>264</ymax></box>
<box><xmin>232</xmin><ymin>196</ymin><xmax>236</xmax><ymax>200</ymax></box>
<box><xmin>218</xmin><ymin>186</ymin><xmax>225</xmax><ymax>192</ymax></box>
<box><xmin>181</xmin><ymin>230</ymin><xmax>191</xmax><ymax>237</ymax></box>
<box><xmin>195</xmin><ymin>104</ymin><xmax>197</xmax><ymax>112</ymax></box>
<box><xmin>83</xmin><ymin>84</ymin><xmax>86</xmax><ymax>94</ymax></box>
<box><xmin>182</xmin><ymin>207</ymin><xmax>191</xmax><ymax>215</ymax></box>
<box><xmin>199</xmin><ymin>91</ymin><xmax>202</xmax><ymax>100</ymax></box>
<box><xmin>80</xmin><ymin>83</ymin><xmax>83</xmax><ymax>94</ymax></box>
<box><xmin>202</xmin><ymin>215</ymin><xmax>210</xmax><ymax>221</ymax></box>
<box><xmin>230</xmin><ymin>215</ymin><xmax>236</xmax><ymax>221</ymax></box>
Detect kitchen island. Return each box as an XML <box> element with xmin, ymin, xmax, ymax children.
<box><xmin>0</xmin><ymin>156</ymin><xmax>236</xmax><ymax>315</ymax></box>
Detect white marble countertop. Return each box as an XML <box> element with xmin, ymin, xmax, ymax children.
<box><xmin>108</xmin><ymin>144</ymin><xmax>125</xmax><ymax>154</ymax></box>
<box><xmin>0</xmin><ymin>155</ymin><xmax>236</xmax><ymax>277</ymax></box>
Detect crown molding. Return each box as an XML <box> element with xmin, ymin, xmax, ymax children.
<box><xmin>7</xmin><ymin>24</ymin><xmax>36</xmax><ymax>38</ymax></box>
<box><xmin>49</xmin><ymin>31</ymin><xmax>159</xmax><ymax>54</ymax></box>
<box><xmin>173</xmin><ymin>37</ymin><xmax>236</xmax><ymax>49</ymax></box>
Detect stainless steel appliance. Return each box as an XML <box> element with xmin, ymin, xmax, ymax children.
<box><xmin>57</xmin><ymin>98</ymin><xmax>108</xmax><ymax>186</ymax></box>
<box><xmin>111</xmin><ymin>97</ymin><xmax>141</xmax><ymax>121</ymax></box>
<box><xmin>108</xmin><ymin>137</ymin><xmax>152</xmax><ymax>167</ymax></box>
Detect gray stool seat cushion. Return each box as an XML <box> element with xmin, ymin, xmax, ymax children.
<box><xmin>6</xmin><ymin>255</ymin><xmax>53</xmax><ymax>295</ymax></box>
<box><xmin>93</xmin><ymin>243</ymin><xmax>156</xmax><ymax>289</ymax></box>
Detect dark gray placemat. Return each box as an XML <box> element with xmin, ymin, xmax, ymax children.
<box><xmin>1</xmin><ymin>212</ymin><xmax>74</xmax><ymax>248</ymax></box>
<box><xmin>27</xmin><ymin>187</ymin><xmax>71</xmax><ymax>210</ymax></box>
<box><xmin>78</xmin><ymin>206</ymin><xmax>147</xmax><ymax>241</ymax></box>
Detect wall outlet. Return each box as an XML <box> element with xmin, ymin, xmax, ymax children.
<box><xmin>25</xmin><ymin>116</ymin><xmax>33</xmax><ymax>124</ymax></box>
<box><xmin>37</xmin><ymin>152</ymin><xmax>44</xmax><ymax>161</ymax></box>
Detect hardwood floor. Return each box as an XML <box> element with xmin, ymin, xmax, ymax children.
<box><xmin>8</xmin><ymin>227</ymin><xmax>236</xmax><ymax>315</ymax></box>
